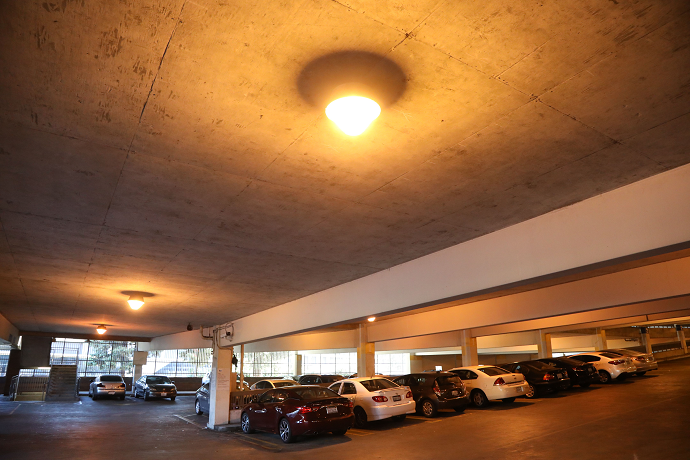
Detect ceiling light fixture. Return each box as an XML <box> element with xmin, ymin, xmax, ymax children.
<box><xmin>96</xmin><ymin>324</ymin><xmax>107</xmax><ymax>335</ymax></box>
<box><xmin>367</xmin><ymin>316</ymin><xmax>376</xmax><ymax>322</ymax></box>
<box><xmin>127</xmin><ymin>294</ymin><xmax>145</xmax><ymax>310</ymax></box>
<box><xmin>326</xmin><ymin>95</ymin><xmax>381</xmax><ymax>136</ymax></box>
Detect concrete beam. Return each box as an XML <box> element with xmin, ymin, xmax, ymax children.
<box><xmin>138</xmin><ymin>329</ymin><xmax>211</xmax><ymax>351</ymax></box>
<box><xmin>0</xmin><ymin>313</ymin><xmax>19</xmax><ymax>345</ymax></box>
<box><xmin>215</xmin><ymin>164</ymin><xmax>690</xmax><ymax>345</ymax></box>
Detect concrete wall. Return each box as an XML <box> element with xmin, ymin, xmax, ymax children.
<box><xmin>0</xmin><ymin>313</ymin><xmax>19</xmax><ymax>345</ymax></box>
<box><xmin>20</xmin><ymin>336</ymin><xmax>52</xmax><ymax>368</ymax></box>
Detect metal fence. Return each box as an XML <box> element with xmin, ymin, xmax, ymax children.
<box><xmin>9</xmin><ymin>375</ymin><xmax>49</xmax><ymax>401</ymax></box>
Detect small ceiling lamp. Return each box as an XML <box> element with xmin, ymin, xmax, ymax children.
<box><xmin>127</xmin><ymin>294</ymin><xmax>145</xmax><ymax>310</ymax></box>
<box><xmin>367</xmin><ymin>316</ymin><xmax>376</xmax><ymax>322</ymax></box>
<box><xmin>326</xmin><ymin>95</ymin><xmax>381</xmax><ymax>136</ymax></box>
<box><xmin>96</xmin><ymin>325</ymin><xmax>107</xmax><ymax>335</ymax></box>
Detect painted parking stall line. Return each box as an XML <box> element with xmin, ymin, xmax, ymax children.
<box><xmin>232</xmin><ymin>433</ymin><xmax>283</xmax><ymax>452</ymax></box>
<box><xmin>173</xmin><ymin>414</ymin><xmax>207</xmax><ymax>429</ymax></box>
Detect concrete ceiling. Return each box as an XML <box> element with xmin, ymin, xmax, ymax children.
<box><xmin>0</xmin><ymin>0</ymin><xmax>689</xmax><ymax>338</ymax></box>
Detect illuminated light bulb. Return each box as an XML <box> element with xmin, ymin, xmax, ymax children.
<box><xmin>325</xmin><ymin>96</ymin><xmax>381</xmax><ymax>136</ymax></box>
<box><xmin>367</xmin><ymin>316</ymin><xmax>376</xmax><ymax>322</ymax></box>
<box><xmin>96</xmin><ymin>325</ymin><xmax>107</xmax><ymax>334</ymax></box>
<box><xmin>127</xmin><ymin>295</ymin><xmax>145</xmax><ymax>310</ymax></box>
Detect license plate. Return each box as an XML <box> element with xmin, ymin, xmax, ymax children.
<box><xmin>451</xmin><ymin>390</ymin><xmax>458</xmax><ymax>396</ymax></box>
<box><xmin>161</xmin><ymin>392</ymin><xmax>167</xmax><ymax>397</ymax></box>
<box><xmin>108</xmin><ymin>391</ymin><xmax>115</xmax><ymax>395</ymax></box>
<box><xmin>326</xmin><ymin>406</ymin><xmax>337</xmax><ymax>414</ymax></box>
<box><xmin>393</xmin><ymin>395</ymin><xmax>401</xmax><ymax>401</ymax></box>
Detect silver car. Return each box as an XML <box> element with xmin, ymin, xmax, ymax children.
<box><xmin>89</xmin><ymin>374</ymin><xmax>126</xmax><ymax>400</ymax></box>
<box><xmin>604</xmin><ymin>348</ymin><xmax>658</xmax><ymax>376</ymax></box>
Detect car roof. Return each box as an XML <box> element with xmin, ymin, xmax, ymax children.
<box><xmin>258</xmin><ymin>379</ymin><xmax>296</xmax><ymax>383</ymax></box>
<box><xmin>448</xmin><ymin>365</ymin><xmax>496</xmax><ymax>371</ymax></box>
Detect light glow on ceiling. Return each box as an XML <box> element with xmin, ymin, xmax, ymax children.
<box><xmin>325</xmin><ymin>96</ymin><xmax>381</xmax><ymax>136</ymax></box>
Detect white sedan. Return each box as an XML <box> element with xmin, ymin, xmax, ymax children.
<box><xmin>328</xmin><ymin>377</ymin><xmax>416</xmax><ymax>427</ymax></box>
<box><xmin>568</xmin><ymin>352</ymin><xmax>636</xmax><ymax>383</ymax></box>
<box><xmin>249</xmin><ymin>379</ymin><xmax>299</xmax><ymax>390</ymax></box>
<box><xmin>447</xmin><ymin>366</ymin><xmax>529</xmax><ymax>407</ymax></box>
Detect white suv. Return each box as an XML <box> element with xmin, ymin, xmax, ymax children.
<box><xmin>568</xmin><ymin>352</ymin><xmax>636</xmax><ymax>383</ymax></box>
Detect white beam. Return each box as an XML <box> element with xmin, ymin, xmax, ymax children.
<box><xmin>218</xmin><ymin>163</ymin><xmax>690</xmax><ymax>345</ymax></box>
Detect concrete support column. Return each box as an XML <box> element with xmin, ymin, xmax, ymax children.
<box><xmin>537</xmin><ymin>331</ymin><xmax>553</xmax><ymax>358</ymax></box>
<box><xmin>640</xmin><ymin>327</ymin><xmax>652</xmax><ymax>355</ymax></box>
<box><xmin>356</xmin><ymin>324</ymin><xmax>375</xmax><ymax>378</ymax></box>
<box><xmin>132</xmin><ymin>351</ymin><xmax>148</xmax><ymax>386</ymax></box>
<box><xmin>409</xmin><ymin>354</ymin><xmax>424</xmax><ymax>373</ymax></box>
<box><xmin>291</xmin><ymin>353</ymin><xmax>302</xmax><ymax>377</ymax></box>
<box><xmin>460</xmin><ymin>330</ymin><xmax>478</xmax><ymax>367</ymax></box>
<box><xmin>2</xmin><ymin>348</ymin><xmax>21</xmax><ymax>396</ymax></box>
<box><xmin>594</xmin><ymin>328</ymin><xmax>607</xmax><ymax>351</ymax></box>
<box><xmin>676</xmin><ymin>326</ymin><xmax>688</xmax><ymax>354</ymax></box>
<box><xmin>207</xmin><ymin>345</ymin><xmax>233</xmax><ymax>430</ymax></box>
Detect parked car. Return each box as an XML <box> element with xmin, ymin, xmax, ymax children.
<box><xmin>391</xmin><ymin>372</ymin><xmax>469</xmax><ymax>416</ymax></box>
<box><xmin>447</xmin><ymin>366</ymin><xmax>529</xmax><ymax>407</ymax></box>
<box><xmin>241</xmin><ymin>386</ymin><xmax>353</xmax><ymax>443</ymax></box>
<box><xmin>133</xmin><ymin>375</ymin><xmax>177</xmax><ymax>401</ymax></box>
<box><xmin>502</xmin><ymin>361</ymin><xmax>570</xmax><ymax>398</ymax></box>
<box><xmin>202</xmin><ymin>372</ymin><xmax>250</xmax><ymax>390</ymax></box>
<box><xmin>603</xmin><ymin>348</ymin><xmax>658</xmax><ymax>376</ymax></box>
<box><xmin>250</xmin><ymin>379</ymin><xmax>299</xmax><ymax>390</ymax></box>
<box><xmin>297</xmin><ymin>374</ymin><xmax>344</xmax><ymax>386</ymax></box>
<box><xmin>328</xmin><ymin>377</ymin><xmax>415</xmax><ymax>426</ymax></box>
<box><xmin>568</xmin><ymin>352</ymin><xmax>637</xmax><ymax>383</ymax></box>
<box><xmin>89</xmin><ymin>374</ymin><xmax>126</xmax><ymax>400</ymax></box>
<box><xmin>536</xmin><ymin>357</ymin><xmax>599</xmax><ymax>388</ymax></box>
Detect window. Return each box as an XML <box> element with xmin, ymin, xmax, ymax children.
<box><xmin>449</xmin><ymin>370</ymin><xmax>468</xmax><ymax>380</ymax></box>
<box><xmin>328</xmin><ymin>382</ymin><xmax>342</xmax><ymax>393</ymax></box>
<box><xmin>393</xmin><ymin>376</ymin><xmax>409</xmax><ymax>386</ymax></box>
<box><xmin>51</xmin><ymin>339</ymin><xmax>134</xmax><ymax>377</ymax></box>
<box><xmin>302</xmin><ymin>352</ymin><xmax>354</xmax><ymax>376</ymax></box>
<box><xmin>342</xmin><ymin>383</ymin><xmax>357</xmax><ymax>395</ymax></box>
<box><xmin>359</xmin><ymin>379</ymin><xmax>397</xmax><ymax>391</ymax></box>
<box><xmin>413</xmin><ymin>376</ymin><xmax>428</xmax><ymax>385</ymax></box>
<box><xmin>241</xmin><ymin>351</ymin><xmax>296</xmax><ymax>377</ymax></box>
<box><xmin>0</xmin><ymin>344</ymin><xmax>11</xmax><ymax>377</ymax></box>
<box><xmin>143</xmin><ymin>348</ymin><xmax>212</xmax><ymax>377</ymax></box>
<box><xmin>375</xmin><ymin>353</ymin><xmax>410</xmax><ymax>376</ymax></box>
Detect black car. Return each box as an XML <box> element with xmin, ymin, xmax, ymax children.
<box><xmin>195</xmin><ymin>381</ymin><xmax>210</xmax><ymax>415</ymax></box>
<box><xmin>133</xmin><ymin>375</ymin><xmax>177</xmax><ymax>401</ymax></box>
<box><xmin>297</xmin><ymin>375</ymin><xmax>344</xmax><ymax>386</ymax></box>
<box><xmin>392</xmin><ymin>372</ymin><xmax>469</xmax><ymax>417</ymax></box>
<box><xmin>536</xmin><ymin>357</ymin><xmax>599</xmax><ymax>388</ymax></box>
<box><xmin>503</xmin><ymin>361</ymin><xmax>571</xmax><ymax>398</ymax></box>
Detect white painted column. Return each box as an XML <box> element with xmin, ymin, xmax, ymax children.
<box><xmin>132</xmin><ymin>351</ymin><xmax>148</xmax><ymax>386</ymax></box>
<box><xmin>676</xmin><ymin>326</ymin><xmax>687</xmax><ymax>354</ymax></box>
<box><xmin>594</xmin><ymin>328</ymin><xmax>607</xmax><ymax>351</ymax></box>
<box><xmin>460</xmin><ymin>330</ymin><xmax>478</xmax><ymax>367</ymax></box>
<box><xmin>357</xmin><ymin>324</ymin><xmax>375</xmax><ymax>377</ymax></box>
<box><xmin>239</xmin><ymin>344</ymin><xmax>245</xmax><ymax>389</ymax></box>
<box><xmin>291</xmin><ymin>353</ymin><xmax>302</xmax><ymax>378</ymax></box>
<box><xmin>537</xmin><ymin>331</ymin><xmax>553</xmax><ymax>358</ymax></box>
<box><xmin>410</xmin><ymin>354</ymin><xmax>424</xmax><ymax>373</ymax></box>
<box><xmin>640</xmin><ymin>327</ymin><xmax>653</xmax><ymax>355</ymax></box>
<box><xmin>207</xmin><ymin>345</ymin><xmax>233</xmax><ymax>430</ymax></box>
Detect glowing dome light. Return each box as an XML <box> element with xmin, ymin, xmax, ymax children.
<box><xmin>127</xmin><ymin>294</ymin><xmax>145</xmax><ymax>310</ymax></box>
<box><xmin>96</xmin><ymin>324</ymin><xmax>107</xmax><ymax>334</ymax></box>
<box><xmin>325</xmin><ymin>96</ymin><xmax>381</xmax><ymax>136</ymax></box>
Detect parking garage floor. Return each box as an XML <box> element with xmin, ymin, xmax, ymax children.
<box><xmin>2</xmin><ymin>358</ymin><xmax>690</xmax><ymax>460</ymax></box>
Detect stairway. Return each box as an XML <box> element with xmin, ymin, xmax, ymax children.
<box><xmin>45</xmin><ymin>365</ymin><xmax>78</xmax><ymax>401</ymax></box>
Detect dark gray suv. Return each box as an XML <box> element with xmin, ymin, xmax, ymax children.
<box><xmin>393</xmin><ymin>372</ymin><xmax>469</xmax><ymax>417</ymax></box>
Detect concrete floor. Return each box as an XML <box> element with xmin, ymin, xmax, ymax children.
<box><xmin>2</xmin><ymin>358</ymin><xmax>690</xmax><ymax>460</ymax></box>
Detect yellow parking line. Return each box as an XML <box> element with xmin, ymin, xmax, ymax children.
<box><xmin>232</xmin><ymin>433</ymin><xmax>283</xmax><ymax>451</ymax></box>
<box><xmin>347</xmin><ymin>429</ymin><xmax>374</xmax><ymax>436</ymax></box>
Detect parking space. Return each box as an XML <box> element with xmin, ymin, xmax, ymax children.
<box><xmin>2</xmin><ymin>357</ymin><xmax>689</xmax><ymax>459</ymax></box>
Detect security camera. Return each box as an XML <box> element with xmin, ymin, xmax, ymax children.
<box><xmin>186</xmin><ymin>323</ymin><xmax>193</xmax><ymax>331</ymax></box>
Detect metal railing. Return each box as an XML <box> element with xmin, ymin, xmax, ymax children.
<box><xmin>9</xmin><ymin>375</ymin><xmax>49</xmax><ymax>401</ymax></box>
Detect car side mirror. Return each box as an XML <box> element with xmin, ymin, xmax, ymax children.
<box><xmin>171</xmin><ymin>380</ymin><xmax>175</xmax><ymax>384</ymax></box>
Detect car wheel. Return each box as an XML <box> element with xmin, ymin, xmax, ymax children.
<box><xmin>636</xmin><ymin>371</ymin><xmax>646</xmax><ymax>376</ymax></box>
<box><xmin>471</xmin><ymin>390</ymin><xmax>488</xmax><ymax>408</ymax></box>
<box><xmin>195</xmin><ymin>399</ymin><xmax>203</xmax><ymax>415</ymax></box>
<box><xmin>453</xmin><ymin>406</ymin><xmax>466</xmax><ymax>413</ymax></box>
<box><xmin>354</xmin><ymin>407</ymin><xmax>368</xmax><ymax>428</ymax></box>
<box><xmin>502</xmin><ymin>397</ymin><xmax>516</xmax><ymax>403</ymax></box>
<box><xmin>421</xmin><ymin>399</ymin><xmax>437</xmax><ymax>417</ymax></box>
<box><xmin>88</xmin><ymin>389</ymin><xmax>92</xmax><ymax>398</ymax></box>
<box><xmin>580</xmin><ymin>383</ymin><xmax>591</xmax><ymax>388</ymax></box>
<box><xmin>331</xmin><ymin>429</ymin><xmax>347</xmax><ymax>436</ymax></box>
<box><xmin>120</xmin><ymin>395</ymin><xmax>125</xmax><ymax>400</ymax></box>
<box><xmin>144</xmin><ymin>390</ymin><xmax>150</xmax><ymax>401</ymax></box>
<box><xmin>524</xmin><ymin>384</ymin><xmax>536</xmax><ymax>399</ymax></box>
<box><xmin>278</xmin><ymin>418</ymin><xmax>294</xmax><ymax>443</ymax></box>
<box><xmin>170</xmin><ymin>396</ymin><xmax>176</xmax><ymax>401</ymax></box>
<box><xmin>133</xmin><ymin>390</ymin><xmax>138</xmax><ymax>398</ymax></box>
<box><xmin>241</xmin><ymin>412</ymin><xmax>254</xmax><ymax>434</ymax></box>
<box><xmin>92</xmin><ymin>392</ymin><xmax>98</xmax><ymax>401</ymax></box>
<box><xmin>598</xmin><ymin>370</ymin><xmax>611</xmax><ymax>384</ymax></box>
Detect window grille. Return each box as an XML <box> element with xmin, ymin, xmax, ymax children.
<box><xmin>0</xmin><ymin>344</ymin><xmax>11</xmax><ymax>377</ymax></box>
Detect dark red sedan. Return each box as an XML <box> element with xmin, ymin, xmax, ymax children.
<box><xmin>241</xmin><ymin>386</ymin><xmax>354</xmax><ymax>443</ymax></box>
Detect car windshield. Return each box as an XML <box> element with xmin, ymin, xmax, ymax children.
<box><xmin>322</xmin><ymin>375</ymin><xmax>344</xmax><ymax>383</ymax></box>
<box><xmin>552</xmin><ymin>358</ymin><xmax>583</xmax><ymax>367</ymax></box>
<box><xmin>477</xmin><ymin>367</ymin><xmax>511</xmax><ymax>376</ymax></box>
<box><xmin>525</xmin><ymin>361</ymin><xmax>554</xmax><ymax>370</ymax></box>
<box><xmin>100</xmin><ymin>375</ymin><xmax>123</xmax><ymax>382</ymax></box>
<box><xmin>273</xmin><ymin>381</ymin><xmax>296</xmax><ymax>388</ymax></box>
<box><xmin>147</xmin><ymin>376</ymin><xmax>172</xmax><ymax>384</ymax></box>
<box><xmin>359</xmin><ymin>379</ymin><xmax>398</xmax><ymax>392</ymax></box>
<box><xmin>436</xmin><ymin>375</ymin><xmax>463</xmax><ymax>386</ymax></box>
<box><xmin>289</xmin><ymin>387</ymin><xmax>340</xmax><ymax>400</ymax></box>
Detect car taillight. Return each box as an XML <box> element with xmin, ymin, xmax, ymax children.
<box><xmin>608</xmin><ymin>360</ymin><xmax>626</xmax><ymax>365</ymax></box>
<box><xmin>119</xmin><ymin>384</ymin><xmax>125</xmax><ymax>388</ymax></box>
<box><xmin>543</xmin><ymin>373</ymin><xmax>555</xmax><ymax>381</ymax></box>
<box><xmin>298</xmin><ymin>406</ymin><xmax>314</xmax><ymax>414</ymax></box>
<box><xmin>432</xmin><ymin>383</ymin><xmax>441</xmax><ymax>397</ymax></box>
<box><xmin>493</xmin><ymin>377</ymin><xmax>505</xmax><ymax>386</ymax></box>
<box><xmin>371</xmin><ymin>396</ymin><xmax>388</xmax><ymax>403</ymax></box>
<box><xmin>405</xmin><ymin>391</ymin><xmax>412</xmax><ymax>398</ymax></box>
<box><xmin>347</xmin><ymin>400</ymin><xmax>354</xmax><ymax>408</ymax></box>
<box><xmin>635</xmin><ymin>357</ymin><xmax>645</xmax><ymax>362</ymax></box>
